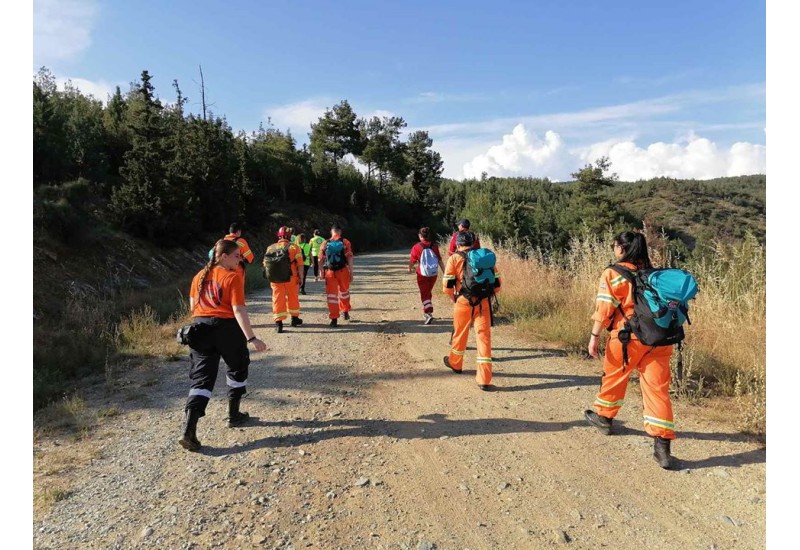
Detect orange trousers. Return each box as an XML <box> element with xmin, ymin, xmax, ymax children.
<box><xmin>324</xmin><ymin>268</ymin><xmax>351</xmax><ymax>319</ymax></box>
<box><xmin>448</xmin><ymin>297</ymin><xmax>492</xmax><ymax>385</ymax></box>
<box><xmin>594</xmin><ymin>333</ymin><xmax>676</xmax><ymax>439</ymax></box>
<box><xmin>271</xmin><ymin>277</ymin><xmax>301</xmax><ymax>323</ymax></box>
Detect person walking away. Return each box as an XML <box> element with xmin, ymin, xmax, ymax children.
<box><xmin>288</xmin><ymin>228</ymin><xmax>297</xmax><ymax>244</ymax></box>
<box><xmin>319</xmin><ymin>223</ymin><xmax>354</xmax><ymax>327</ymax></box>
<box><xmin>263</xmin><ymin>226</ymin><xmax>305</xmax><ymax>333</ymax></box>
<box><xmin>448</xmin><ymin>218</ymin><xmax>481</xmax><ymax>255</ymax></box>
<box><xmin>409</xmin><ymin>227</ymin><xmax>445</xmax><ymax>325</ymax></box>
<box><xmin>584</xmin><ymin>231</ymin><xmax>679</xmax><ymax>469</ymax></box>
<box><xmin>180</xmin><ymin>239</ymin><xmax>268</xmax><ymax>452</ymax></box>
<box><xmin>442</xmin><ymin>231</ymin><xmax>501</xmax><ymax>390</ymax></box>
<box><xmin>297</xmin><ymin>233</ymin><xmax>312</xmax><ymax>295</ymax></box>
<box><xmin>208</xmin><ymin>222</ymin><xmax>255</xmax><ymax>280</ymax></box>
<box><xmin>310</xmin><ymin>229</ymin><xmax>326</xmax><ymax>281</ymax></box>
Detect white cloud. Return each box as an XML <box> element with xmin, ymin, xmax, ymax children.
<box><xmin>461</xmin><ymin>124</ymin><xmax>766</xmax><ymax>181</ymax></box>
<box><xmin>34</xmin><ymin>0</ymin><xmax>99</xmax><ymax>65</ymax></box>
<box><xmin>462</xmin><ymin>124</ymin><xmax>572</xmax><ymax>180</ymax></box>
<box><xmin>57</xmin><ymin>76</ymin><xmax>118</xmax><ymax>103</ymax></box>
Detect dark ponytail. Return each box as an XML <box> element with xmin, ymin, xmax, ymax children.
<box><xmin>615</xmin><ymin>231</ymin><xmax>652</xmax><ymax>269</ymax></box>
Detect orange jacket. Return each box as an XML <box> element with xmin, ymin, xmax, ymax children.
<box><xmin>591</xmin><ymin>261</ymin><xmax>638</xmax><ymax>333</ymax></box>
<box><xmin>442</xmin><ymin>249</ymin><xmax>501</xmax><ymax>304</ymax></box>
<box><xmin>224</xmin><ymin>233</ymin><xmax>254</xmax><ymax>264</ymax></box>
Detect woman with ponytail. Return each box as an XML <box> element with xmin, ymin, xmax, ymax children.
<box><xmin>180</xmin><ymin>239</ymin><xmax>267</xmax><ymax>452</ymax></box>
<box><xmin>584</xmin><ymin>231</ymin><xmax>678</xmax><ymax>469</ymax></box>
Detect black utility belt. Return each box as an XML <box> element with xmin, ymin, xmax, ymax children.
<box><xmin>176</xmin><ymin>317</ymin><xmax>235</xmax><ymax>345</ymax></box>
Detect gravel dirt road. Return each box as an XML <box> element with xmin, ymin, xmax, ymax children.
<box><xmin>33</xmin><ymin>250</ymin><xmax>766</xmax><ymax>549</ymax></box>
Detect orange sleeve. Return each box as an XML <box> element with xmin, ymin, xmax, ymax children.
<box><xmin>229</xmin><ymin>271</ymin><xmax>246</xmax><ymax>307</ymax></box>
<box><xmin>591</xmin><ymin>268</ymin><xmax>620</xmax><ymax>328</ymax></box>
<box><xmin>189</xmin><ymin>272</ymin><xmax>200</xmax><ymax>301</ymax></box>
<box><xmin>238</xmin><ymin>238</ymin><xmax>254</xmax><ymax>264</ymax></box>
<box><xmin>443</xmin><ymin>255</ymin><xmax>459</xmax><ymax>297</ymax></box>
<box><xmin>345</xmin><ymin>239</ymin><xmax>354</xmax><ymax>259</ymax></box>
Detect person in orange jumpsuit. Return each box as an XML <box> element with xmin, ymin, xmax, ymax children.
<box><xmin>442</xmin><ymin>231</ymin><xmax>501</xmax><ymax>391</ymax></box>
<box><xmin>222</xmin><ymin>222</ymin><xmax>255</xmax><ymax>279</ymax></box>
<box><xmin>319</xmin><ymin>224</ymin><xmax>354</xmax><ymax>327</ymax></box>
<box><xmin>584</xmin><ymin>231</ymin><xmax>678</xmax><ymax>469</ymax></box>
<box><xmin>264</xmin><ymin>226</ymin><xmax>305</xmax><ymax>333</ymax></box>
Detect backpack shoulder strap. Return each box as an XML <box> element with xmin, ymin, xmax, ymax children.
<box><xmin>609</xmin><ymin>263</ymin><xmax>636</xmax><ymax>284</ymax></box>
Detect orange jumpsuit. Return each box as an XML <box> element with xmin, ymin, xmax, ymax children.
<box><xmin>442</xmin><ymin>251</ymin><xmax>501</xmax><ymax>385</ymax></box>
<box><xmin>269</xmin><ymin>239</ymin><xmax>304</xmax><ymax>323</ymax></box>
<box><xmin>320</xmin><ymin>237</ymin><xmax>353</xmax><ymax>319</ymax></box>
<box><xmin>592</xmin><ymin>262</ymin><xmax>676</xmax><ymax>440</ymax></box>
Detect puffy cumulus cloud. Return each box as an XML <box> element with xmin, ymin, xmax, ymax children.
<box><xmin>584</xmin><ymin>137</ymin><xmax>766</xmax><ymax>180</ymax></box>
<box><xmin>265</xmin><ymin>99</ymin><xmax>329</xmax><ymax>135</ymax></box>
<box><xmin>57</xmin><ymin>76</ymin><xmax>118</xmax><ymax>103</ymax></box>
<box><xmin>34</xmin><ymin>0</ymin><xmax>99</xmax><ymax>65</ymax></box>
<box><xmin>462</xmin><ymin>124</ymin><xmax>572</xmax><ymax>180</ymax></box>
<box><xmin>460</xmin><ymin>124</ymin><xmax>766</xmax><ymax>181</ymax></box>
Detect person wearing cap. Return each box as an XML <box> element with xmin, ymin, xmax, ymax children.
<box><xmin>319</xmin><ymin>223</ymin><xmax>354</xmax><ymax>327</ymax></box>
<box><xmin>263</xmin><ymin>226</ymin><xmax>305</xmax><ymax>333</ymax></box>
<box><xmin>448</xmin><ymin>218</ymin><xmax>481</xmax><ymax>255</ymax></box>
<box><xmin>442</xmin><ymin>230</ymin><xmax>501</xmax><ymax>391</ymax></box>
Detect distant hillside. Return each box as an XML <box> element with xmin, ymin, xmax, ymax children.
<box><xmin>606</xmin><ymin>174</ymin><xmax>766</xmax><ymax>250</ymax></box>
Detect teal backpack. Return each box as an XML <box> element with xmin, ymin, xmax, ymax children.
<box><xmin>457</xmin><ymin>248</ymin><xmax>497</xmax><ymax>305</ymax></box>
<box><xmin>325</xmin><ymin>240</ymin><xmax>347</xmax><ymax>271</ymax></box>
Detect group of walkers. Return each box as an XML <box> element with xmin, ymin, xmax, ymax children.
<box><xmin>180</xmin><ymin>219</ymin><xmax>685</xmax><ymax>470</ymax></box>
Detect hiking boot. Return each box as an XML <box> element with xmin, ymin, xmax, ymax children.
<box><xmin>479</xmin><ymin>384</ymin><xmax>495</xmax><ymax>392</ymax></box>
<box><xmin>424</xmin><ymin>313</ymin><xmax>433</xmax><ymax>325</ymax></box>
<box><xmin>343</xmin><ymin>311</ymin><xmax>350</xmax><ymax>321</ymax></box>
<box><xmin>443</xmin><ymin>356</ymin><xmax>462</xmax><ymax>374</ymax></box>
<box><xmin>584</xmin><ymin>409</ymin><xmax>613</xmax><ymax>435</ymax></box>
<box><xmin>227</xmin><ymin>397</ymin><xmax>251</xmax><ymax>428</ymax></box>
<box><xmin>276</xmin><ymin>321</ymin><xmax>284</xmax><ymax>334</ymax></box>
<box><xmin>653</xmin><ymin>437</ymin><xmax>676</xmax><ymax>469</ymax></box>
<box><xmin>300</xmin><ymin>289</ymin><xmax>307</xmax><ymax>295</ymax></box>
<box><xmin>179</xmin><ymin>409</ymin><xmax>202</xmax><ymax>452</ymax></box>
<box><xmin>329</xmin><ymin>318</ymin><xmax>338</xmax><ymax>327</ymax></box>
<box><xmin>290</xmin><ymin>316</ymin><xmax>303</xmax><ymax>327</ymax></box>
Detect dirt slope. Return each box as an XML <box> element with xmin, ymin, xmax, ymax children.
<box><xmin>33</xmin><ymin>250</ymin><xmax>766</xmax><ymax>550</ymax></box>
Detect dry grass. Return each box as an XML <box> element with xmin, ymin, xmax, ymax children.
<box><xmin>492</xmin><ymin>231</ymin><xmax>766</xmax><ymax>435</ymax></box>
<box><xmin>116</xmin><ymin>302</ymin><xmax>189</xmax><ymax>363</ymax></box>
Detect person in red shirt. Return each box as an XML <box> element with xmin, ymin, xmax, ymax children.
<box><xmin>409</xmin><ymin>227</ymin><xmax>445</xmax><ymax>325</ymax></box>
<box><xmin>319</xmin><ymin>224</ymin><xmax>354</xmax><ymax>327</ymax></box>
<box><xmin>180</xmin><ymin>239</ymin><xmax>267</xmax><ymax>452</ymax></box>
<box><xmin>447</xmin><ymin>219</ymin><xmax>481</xmax><ymax>255</ymax></box>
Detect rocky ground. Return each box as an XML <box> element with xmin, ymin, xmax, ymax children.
<box><xmin>33</xmin><ymin>250</ymin><xmax>766</xmax><ymax>549</ymax></box>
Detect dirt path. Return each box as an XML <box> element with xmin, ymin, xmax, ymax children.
<box><xmin>33</xmin><ymin>250</ymin><xmax>766</xmax><ymax>549</ymax></box>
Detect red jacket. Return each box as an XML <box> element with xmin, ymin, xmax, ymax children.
<box><xmin>410</xmin><ymin>240</ymin><xmax>443</xmax><ymax>276</ymax></box>
<box><xmin>448</xmin><ymin>231</ymin><xmax>481</xmax><ymax>254</ymax></box>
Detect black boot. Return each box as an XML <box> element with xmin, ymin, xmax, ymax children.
<box><xmin>276</xmin><ymin>321</ymin><xmax>283</xmax><ymax>333</ymax></box>
<box><xmin>228</xmin><ymin>396</ymin><xmax>250</xmax><ymax>427</ymax></box>
<box><xmin>584</xmin><ymin>410</ymin><xmax>613</xmax><ymax>435</ymax></box>
<box><xmin>291</xmin><ymin>316</ymin><xmax>303</xmax><ymax>327</ymax></box>
<box><xmin>343</xmin><ymin>311</ymin><xmax>350</xmax><ymax>321</ymax></box>
<box><xmin>653</xmin><ymin>437</ymin><xmax>675</xmax><ymax>469</ymax></box>
<box><xmin>179</xmin><ymin>409</ymin><xmax>202</xmax><ymax>452</ymax></box>
<box><xmin>329</xmin><ymin>318</ymin><xmax>338</xmax><ymax>327</ymax></box>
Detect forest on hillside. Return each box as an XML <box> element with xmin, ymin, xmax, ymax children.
<box><xmin>34</xmin><ymin>67</ymin><xmax>764</xmax><ymax>260</ymax></box>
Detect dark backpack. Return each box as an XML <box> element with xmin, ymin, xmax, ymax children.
<box><xmin>325</xmin><ymin>240</ymin><xmax>347</xmax><ymax>271</ymax></box>
<box><xmin>457</xmin><ymin>248</ymin><xmax>498</xmax><ymax>306</ymax></box>
<box><xmin>263</xmin><ymin>243</ymin><xmax>292</xmax><ymax>283</ymax></box>
<box><xmin>610</xmin><ymin>263</ymin><xmax>699</xmax><ymax>365</ymax></box>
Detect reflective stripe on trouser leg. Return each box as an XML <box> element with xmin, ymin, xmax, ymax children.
<box><xmin>325</xmin><ymin>271</ymin><xmax>340</xmax><ymax>319</ymax></box>
<box><xmin>473</xmin><ymin>299</ymin><xmax>493</xmax><ymax>385</ymax></box>
<box><xmin>271</xmin><ymin>282</ymin><xmax>289</xmax><ymax>322</ymax></box>
<box><xmin>287</xmin><ymin>275</ymin><xmax>301</xmax><ymax>317</ymax></box>
<box><xmin>417</xmin><ymin>273</ymin><xmax>437</xmax><ymax>314</ymax></box>
<box><xmin>448</xmin><ymin>299</ymin><xmax>474</xmax><ymax>371</ymax></box>
<box><xmin>335</xmin><ymin>269</ymin><xmax>351</xmax><ymax>313</ymax></box>
<box><xmin>593</xmin><ymin>335</ymin><xmax>635</xmax><ymax>419</ymax></box>
<box><xmin>638</xmin><ymin>344</ymin><xmax>676</xmax><ymax>439</ymax></box>
<box><xmin>217</xmin><ymin>319</ymin><xmax>250</xmax><ymax>400</ymax></box>
<box><xmin>186</xmin><ymin>340</ymin><xmax>221</xmax><ymax>416</ymax></box>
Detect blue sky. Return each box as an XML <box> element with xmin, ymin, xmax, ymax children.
<box><xmin>33</xmin><ymin>0</ymin><xmax>766</xmax><ymax>180</ymax></box>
